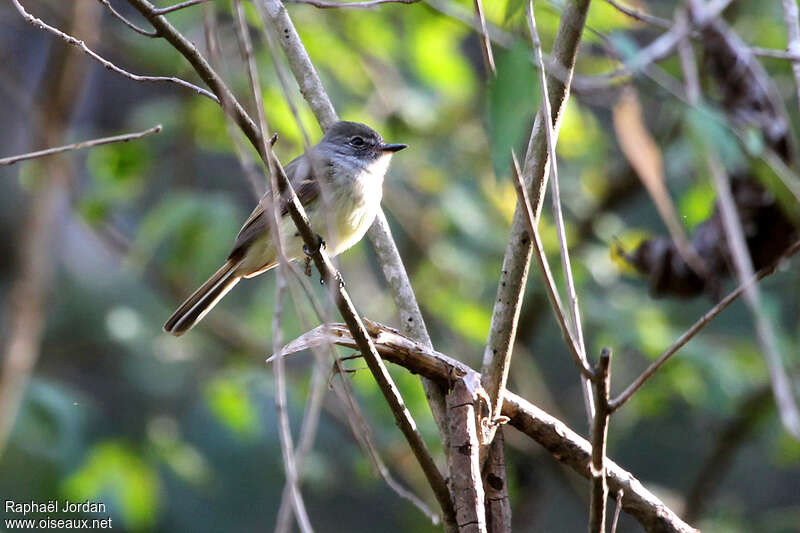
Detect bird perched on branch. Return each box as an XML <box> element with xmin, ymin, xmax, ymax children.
<box><xmin>164</xmin><ymin>121</ymin><xmax>407</xmax><ymax>335</ymax></box>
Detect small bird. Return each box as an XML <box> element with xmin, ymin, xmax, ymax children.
<box><xmin>164</xmin><ymin>121</ymin><xmax>406</xmax><ymax>336</ymax></box>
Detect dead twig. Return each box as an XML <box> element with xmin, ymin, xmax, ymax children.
<box><xmin>481</xmin><ymin>0</ymin><xmax>592</xmax><ymax>449</ymax></box>
<box><xmin>603</xmin><ymin>0</ymin><xmax>671</xmax><ymax>29</ymax></box>
<box><xmin>527</xmin><ymin>0</ymin><xmax>595</xmax><ymax>424</ymax></box>
<box><xmin>11</xmin><ymin>0</ymin><xmax>217</xmax><ymax>101</ymax></box>
<box><xmin>588</xmin><ymin>349</ymin><xmax>612</xmax><ymax>533</ymax></box>
<box><xmin>472</xmin><ymin>0</ymin><xmax>495</xmax><ymax>76</ymax></box>
<box><xmin>152</xmin><ymin>0</ymin><xmax>211</xmax><ymax>15</ymax></box>
<box><xmin>511</xmin><ymin>154</ymin><xmax>593</xmax><ymax>381</ymax></box>
<box><xmin>97</xmin><ymin>0</ymin><xmax>159</xmax><ymax>36</ymax></box>
<box><xmin>0</xmin><ymin>125</ymin><xmax>162</xmax><ymax>166</ymax></box>
<box><xmin>288</xmin><ymin>0</ymin><xmax>420</xmax><ymax>8</ymax></box>
<box><xmin>609</xmin><ymin>239</ymin><xmax>800</xmax><ymax>412</ymax></box>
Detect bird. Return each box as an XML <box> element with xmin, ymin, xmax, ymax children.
<box><xmin>163</xmin><ymin>121</ymin><xmax>407</xmax><ymax>336</ymax></box>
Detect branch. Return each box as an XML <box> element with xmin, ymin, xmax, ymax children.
<box><xmin>603</xmin><ymin>0</ymin><xmax>671</xmax><ymax>29</ymax></box>
<box><xmin>11</xmin><ymin>0</ymin><xmax>217</xmax><ymax>101</ymax></box>
<box><xmin>527</xmin><ymin>0</ymin><xmax>594</xmax><ymax>424</ymax></box>
<box><xmin>510</xmin><ymin>155</ymin><xmax>592</xmax><ymax>381</ymax></box>
<box><xmin>0</xmin><ymin>125</ymin><xmax>162</xmax><ymax>166</ymax></box>
<box><xmin>151</xmin><ymin>0</ymin><xmax>210</xmax><ymax>15</ymax></box>
<box><xmin>230</xmin><ymin>0</ymin><xmax>314</xmax><ymax>529</ymax></box>
<box><xmin>482</xmin><ymin>429</ymin><xmax>511</xmax><ymax>533</ymax></box>
<box><xmin>257</xmin><ymin>0</ymin><xmax>338</xmax><ymax>129</ymax></box>
<box><xmin>609</xmin><ymin>239</ymin><xmax>800</xmax><ymax>412</ymax></box>
<box><xmin>707</xmin><ymin>157</ymin><xmax>800</xmax><ymax>438</ymax></box>
<box><xmin>273</xmin><ymin>322</ymin><xmax>699</xmax><ymax>533</ymax></box>
<box><xmin>287</xmin><ymin>0</ymin><xmax>420</xmax><ymax>8</ymax></box>
<box><xmin>481</xmin><ymin>0</ymin><xmax>592</xmax><ymax>440</ymax></box>
<box><xmin>127</xmin><ymin>0</ymin><xmax>264</xmax><ymax>153</ymax></box>
<box><xmin>97</xmin><ymin>0</ymin><xmax>159</xmax><ymax>37</ymax></box>
<box><xmin>589</xmin><ymin>349</ymin><xmax>612</xmax><ymax>533</ymax></box>
<box><xmin>472</xmin><ymin>0</ymin><xmax>495</xmax><ymax>75</ymax></box>
<box><xmin>447</xmin><ymin>375</ymin><xmax>488</xmax><ymax>533</ymax></box>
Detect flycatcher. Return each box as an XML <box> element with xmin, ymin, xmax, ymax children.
<box><xmin>164</xmin><ymin>121</ymin><xmax>406</xmax><ymax>336</ymax></box>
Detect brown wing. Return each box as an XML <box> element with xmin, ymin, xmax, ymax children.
<box><xmin>227</xmin><ymin>154</ymin><xmax>320</xmax><ymax>261</ymax></box>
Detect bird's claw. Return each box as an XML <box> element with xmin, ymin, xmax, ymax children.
<box><xmin>302</xmin><ymin>234</ymin><xmax>326</xmax><ymax>257</ymax></box>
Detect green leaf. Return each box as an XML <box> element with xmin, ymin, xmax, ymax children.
<box><xmin>204</xmin><ymin>377</ymin><xmax>259</xmax><ymax>440</ymax></box>
<box><xmin>487</xmin><ymin>42</ymin><xmax>540</xmax><ymax>177</ymax></box>
<box><xmin>62</xmin><ymin>441</ymin><xmax>160</xmax><ymax>531</ymax></box>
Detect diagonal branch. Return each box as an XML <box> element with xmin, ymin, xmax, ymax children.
<box><xmin>127</xmin><ymin>0</ymin><xmax>264</xmax><ymax>154</ymax></box>
<box><xmin>12</xmin><ymin>0</ymin><xmax>217</xmax><ymax>101</ymax></box>
<box><xmin>609</xmin><ymin>239</ymin><xmax>800</xmax><ymax>412</ymax></box>
<box><xmin>511</xmin><ymin>155</ymin><xmax>592</xmax><ymax>380</ymax></box>
<box><xmin>0</xmin><ymin>125</ymin><xmax>162</xmax><ymax>166</ymax></box>
<box><xmin>97</xmin><ymin>0</ymin><xmax>159</xmax><ymax>37</ymax></box>
<box><xmin>152</xmin><ymin>0</ymin><xmax>210</xmax><ymax>15</ymax></box>
<box><xmin>526</xmin><ymin>0</ymin><xmax>594</xmax><ymax>424</ymax></box>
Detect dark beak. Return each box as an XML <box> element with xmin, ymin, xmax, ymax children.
<box><xmin>380</xmin><ymin>143</ymin><xmax>407</xmax><ymax>152</ymax></box>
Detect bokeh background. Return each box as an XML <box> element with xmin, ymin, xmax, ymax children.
<box><xmin>1</xmin><ymin>0</ymin><xmax>799</xmax><ymax>531</ymax></box>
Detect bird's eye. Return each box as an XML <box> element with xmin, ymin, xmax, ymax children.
<box><xmin>349</xmin><ymin>136</ymin><xmax>365</xmax><ymax>147</ymax></box>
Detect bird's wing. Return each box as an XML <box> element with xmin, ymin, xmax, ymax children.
<box><xmin>227</xmin><ymin>153</ymin><xmax>321</xmax><ymax>261</ymax></box>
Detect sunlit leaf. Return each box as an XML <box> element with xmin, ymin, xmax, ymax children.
<box><xmin>487</xmin><ymin>42</ymin><xmax>539</xmax><ymax>178</ymax></box>
<box><xmin>62</xmin><ymin>441</ymin><xmax>160</xmax><ymax>531</ymax></box>
<box><xmin>204</xmin><ymin>377</ymin><xmax>259</xmax><ymax>440</ymax></box>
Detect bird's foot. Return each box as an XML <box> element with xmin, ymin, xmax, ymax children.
<box><xmin>302</xmin><ymin>234</ymin><xmax>326</xmax><ymax>257</ymax></box>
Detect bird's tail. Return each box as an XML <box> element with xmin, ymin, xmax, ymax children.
<box><xmin>163</xmin><ymin>259</ymin><xmax>242</xmax><ymax>336</ymax></box>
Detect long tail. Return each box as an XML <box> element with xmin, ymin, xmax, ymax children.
<box><xmin>164</xmin><ymin>259</ymin><xmax>242</xmax><ymax>336</ymax></box>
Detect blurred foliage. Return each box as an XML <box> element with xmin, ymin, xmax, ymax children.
<box><xmin>1</xmin><ymin>0</ymin><xmax>799</xmax><ymax>532</ymax></box>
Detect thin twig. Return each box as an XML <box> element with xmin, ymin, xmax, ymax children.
<box><xmin>707</xmin><ymin>156</ymin><xmax>800</xmax><ymax>438</ymax></box>
<box><xmin>287</xmin><ymin>0</ymin><xmax>419</xmax><ymax>8</ymax></box>
<box><xmin>201</xmin><ymin>6</ymin><xmax>266</xmax><ymax>198</ymax></box>
<box><xmin>527</xmin><ymin>0</ymin><xmax>595</xmax><ymax>424</ymax></box>
<box><xmin>481</xmin><ymin>0</ymin><xmax>592</xmax><ymax>446</ymax></box>
<box><xmin>589</xmin><ymin>349</ymin><xmax>612</xmax><ymax>533</ymax></box>
<box><xmin>603</xmin><ymin>0</ymin><xmax>671</xmax><ymax>29</ymax></box>
<box><xmin>610</xmin><ymin>239</ymin><xmax>800</xmax><ymax>412</ymax></box>
<box><xmin>327</xmin><ymin>362</ymin><xmax>441</xmax><ymax>525</ymax></box>
<box><xmin>511</xmin><ymin>154</ymin><xmax>593</xmax><ymax>381</ymax></box>
<box><xmin>97</xmin><ymin>0</ymin><xmax>159</xmax><ymax>36</ymax></box>
<box><xmin>752</xmin><ymin>46</ymin><xmax>800</xmax><ymax>61</ymax></box>
<box><xmin>152</xmin><ymin>0</ymin><xmax>211</xmax><ymax>15</ymax></box>
<box><xmin>231</xmin><ymin>1</ymin><xmax>314</xmax><ymax>527</ymax></box>
<box><xmin>610</xmin><ymin>489</ymin><xmax>623</xmax><ymax>533</ymax></box>
<box><xmin>11</xmin><ymin>0</ymin><xmax>217</xmax><ymax>101</ymax></box>
<box><xmin>258</xmin><ymin>0</ymin><xmax>337</xmax><ymax>129</ymax></box>
<box><xmin>128</xmin><ymin>0</ymin><xmax>264</xmax><ymax>152</ymax></box>
<box><xmin>0</xmin><ymin>125</ymin><xmax>162</xmax><ymax>166</ymax></box>
<box><xmin>472</xmin><ymin>0</ymin><xmax>495</xmax><ymax>76</ymax></box>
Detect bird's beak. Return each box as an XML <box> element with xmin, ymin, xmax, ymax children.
<box><xmin>380</xmin><ymin>143</ymin><xmax>408</xmax><ymax>153</ymax></box>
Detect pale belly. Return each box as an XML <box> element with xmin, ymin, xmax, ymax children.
<box><xmin>239</xmin><ymin>164</ymin><xmax>384</xmax><ymax>277</ymax></box>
